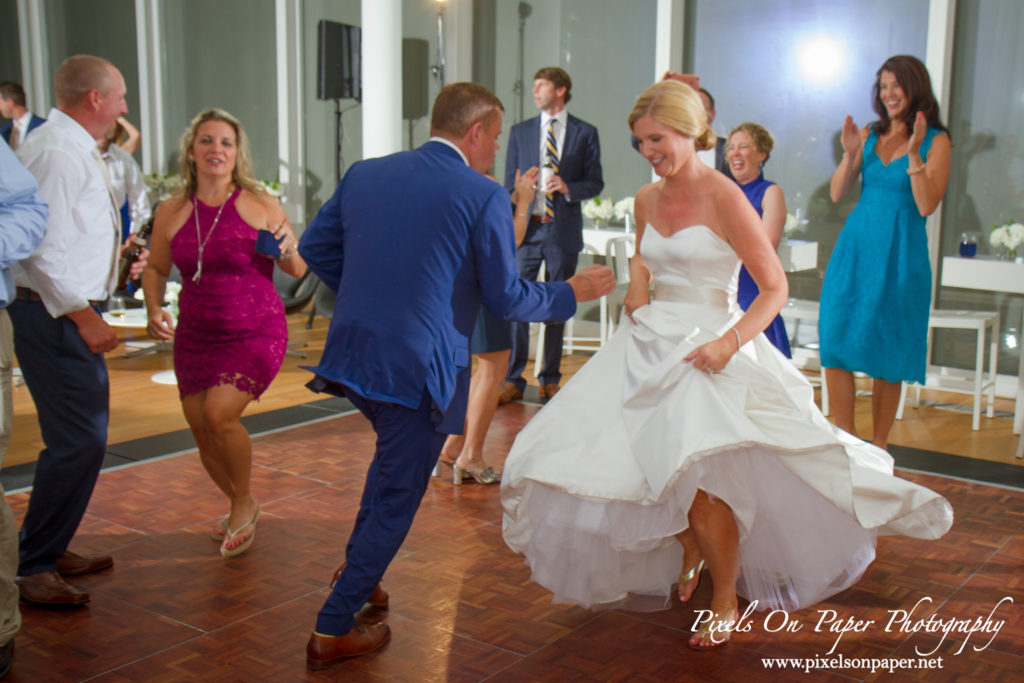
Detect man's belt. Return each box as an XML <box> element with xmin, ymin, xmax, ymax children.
<box><xmin>16</xmin><ymin>287</ymin><xmax>102</xmax><ymax>307</ymax></box>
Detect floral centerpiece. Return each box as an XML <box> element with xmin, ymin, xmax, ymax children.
<box><xmin>143</xmin><ymin>173</ymin><xmax>185</xmax><ymax>205</ymax></box>
<box><xmin>582</xmin><ymin>196</ymin><xmax>615</xmax><ymax>228</ymax></box>
<box><xmin>784</xmin><ymin>212</ymin><xmax>800</xmax><ymax>235</ymax></box>
<box><xmin>989</xmin><ymin>221</ymin><xmax>1024</xmax><ymax>259</ymax></box>
<box><xmin>614</xmin><ymin>196</ymin><xmax>635</xmax><ymax>231</ymax></box>
<box><xmin>134</xmin><ymin>280</ymin><xmax>181</xmax><ymax>316</ymax></box>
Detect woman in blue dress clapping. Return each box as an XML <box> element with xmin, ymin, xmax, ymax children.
<box><xmin>819</xmin><ymin>55</ymin><xmax>951</xmax><ymax>451</ymax></box>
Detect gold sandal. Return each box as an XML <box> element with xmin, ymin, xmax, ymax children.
<box><xmin>678</xmin><ymin>558</ymin><xmax>705</xmax><ymax>603</ymax></box>
<box><xmin>688</xmin><ymin>610</ymin><xmax>736</xmax><ymax>650</ymax></box>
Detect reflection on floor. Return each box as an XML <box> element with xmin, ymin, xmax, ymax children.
<box><xmin>3</xmin><ymin>401</ymin><xmax>1022</xmax><ymax>682</ymax></box>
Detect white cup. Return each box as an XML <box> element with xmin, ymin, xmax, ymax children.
<box><xmin>540</xmin><ymin>166</ymin><xmax>554</xmax><ymax>192</ymax></box>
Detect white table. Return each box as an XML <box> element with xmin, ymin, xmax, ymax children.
<box><xmin>941</xmin><ymin>256</ymin><xmax>1024</xmax><ymax>456</ymax></box>
<box><xmin>778</xmin><ymin>239</ymin><xmax>818</xmax><ymax>272</ymax></box>
<box><xmin>102</xmin><ymin>308</ymin><xmax>173</xmax><ymax>358</ymax></box>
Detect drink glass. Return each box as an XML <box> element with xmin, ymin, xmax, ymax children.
<box><xmin>109</xmin><ymin>296</ymin><xmax>126</xmax><ymax>318</ymax></box>
<box><xmin>958</xmin><ymin>233</ymin><xmax>978</xmax><ymax>258</ymax></box>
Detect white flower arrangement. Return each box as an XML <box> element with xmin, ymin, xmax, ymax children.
<box><xmin>261</xmin><ymin>179</ymin><xmax>285</xmax><ymax>201</ymax></box>
<box><xmin>144</xmin><ymin>173</ymin><xmax>185</xmax><ymax>204</ymax></box>
<box><xmin>784</xmin><ymin>212</ymin><xmax>800</xmax><ymax>235</ymax></box>
<box><xmin>134</xmin><ymin>280</ymin><xmax>182</xmax><ymax>315</ymax></box>
<box><xmin>614</xmin><ymin>197</ymin><xmax>635</xmax><ymax>221</ymax></box>
<box><xmin>582</xmin><ymin>196</ymin><xmax>616</xmax><ymax>223</ymax></box>
<box><xmin>989</xmin><ymin>221</ymin><xmax>1024</xmax><ymax>254</ymax></box>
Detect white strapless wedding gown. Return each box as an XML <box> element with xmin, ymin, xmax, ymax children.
<box><xmin>501</xmin><ymin>225</ymin><xmax>953</xmax><ymax>612</ymax></box>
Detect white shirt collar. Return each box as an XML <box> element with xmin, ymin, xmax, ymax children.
<box><xmin>540</xmin><ymin>108</ymin><xmax>568</xmax><ymax>131</ymax></box>
<box><xmin>45</xmin><ymin>108</ymin><xmax>101</xmax><ymax>153</ymax></box>
<box><xmin>14</xmin><ymin>110</ymin><xmax>33</xmax><ymax>132</ymax></box>
<box><xmin>429</xmin><ymin>136</ymin><xmax>469</xmax><ymax>166</ymax></box>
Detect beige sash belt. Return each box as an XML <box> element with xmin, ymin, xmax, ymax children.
<box><xmin>652</xmin><ymin>282</ymin><xmax>729</xmax><ymax>307</ymax></box>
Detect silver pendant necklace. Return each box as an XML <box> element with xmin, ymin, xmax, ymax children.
<box><xmin>192</xmin><ymin>193</ymin><xmax>228</xmax><ymax>283</ymax></box>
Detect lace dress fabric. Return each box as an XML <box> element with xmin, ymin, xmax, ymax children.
<box><xmin>170</xmin><ymin>189</ymin><xmax>286</xmax><ymax>399</ymax></box>
<box><xmin>500</xmin><ymin>225</ymin><xmax>952</xmax><ymax>613</ymax></box>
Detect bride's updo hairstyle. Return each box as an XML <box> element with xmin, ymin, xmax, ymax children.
<box><xmin>628</xmin><ymin>80</ymin><xmax>716</xmax><ymax>152</ymax></box>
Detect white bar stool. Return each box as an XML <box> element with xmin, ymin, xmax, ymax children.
<box><xmin>896</xmin><ymin>309</ymin><xmax>999</xmax><ymax>431</ymax></box>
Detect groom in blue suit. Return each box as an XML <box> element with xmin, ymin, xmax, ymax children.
<box><xmin>500</xmin><ymin>67</ymin><xmax>603</xmax><ymax>403</ymax></box>
<box><xmin>298</xmin><ymin>82</ymin><xmax>614</xmax><ymax>670</ymax></box>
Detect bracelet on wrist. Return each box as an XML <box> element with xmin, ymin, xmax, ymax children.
<box><xmin>907</xmin><ymin>164</ymin><xmax>926</xmax><ymax>175</ymax></box>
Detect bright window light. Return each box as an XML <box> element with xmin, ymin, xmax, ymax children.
<box><xmin>797</xmin><ymin>35</ymin><xmax>844</xmax><ymax>83</ymax></box>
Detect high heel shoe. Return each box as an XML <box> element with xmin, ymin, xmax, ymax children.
<box><xmin>452</xmin><ymin>462</ymin><xmax>500</xmax><ymax>485</ymax></box>
<box><xmin>688</xmin><ymin>609</ymin><xmax>737</xmax><ymax>650</ymax></box>
<box><xmin>678</xmin><ymin>558</ymin><xmax>705</xmax><ymax>603</ymax></box>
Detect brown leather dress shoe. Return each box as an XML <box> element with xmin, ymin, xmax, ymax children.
<box><xmin>56</xmin><ymin>551</ymin><xmax>113</xmax><ymax>577</ymax></box>
<box><xmin>540</xmin><ymin>383</ymin><xmax>561</xmax><ymax>399</ymax></box>
<box><xmin>329</xmin><ymin>562</ymin><xmax>389</xmax><ymax>610</ymax></box>
<box><xmin>497</xmin><ymin>382</ymin><xmax>523</xmax><ymax>405</ymax></box>
<box><xmin>306</xmin><ymin>623</ymin><xmax>391</xmax><ymax>670</ymax></box>
<box><xmin>16</xmin><ymin>572</ymin><xmax>89</xmax><ymax>608</ymax></box>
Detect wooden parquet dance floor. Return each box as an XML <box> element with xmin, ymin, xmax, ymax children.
<box><xmin>3</xmin><ymin>401</ymin><xmax>1023</xmax><ymax>682</ymax></box>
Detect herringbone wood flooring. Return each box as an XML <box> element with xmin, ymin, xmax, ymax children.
<box><xmin>3</xmin><ymin>402</ymin><xmax>1022</xmax><ymax>682</ymax></box>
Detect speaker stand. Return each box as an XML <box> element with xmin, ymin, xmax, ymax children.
<box><xmin>334</xmin><ymin>99</ymin><xmax>343</xmax><ymax>185</ymax></box>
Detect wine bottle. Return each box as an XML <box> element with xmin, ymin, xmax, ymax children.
<box><xmin>116</xmin><ymin>218</ymin><xmax>154</xmax><ymax>291</ymax></box>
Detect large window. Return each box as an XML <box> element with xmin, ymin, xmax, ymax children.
<box><xmin>478</xmin><ymin>0</ymin><xmax>658</xmax><ymax>204</ymax></box>
<box><xmin>158</xmin><ymin>0</ymin><xmax>278</xmax><ymax>179</ymax></box>
<box><xmin>0</xmin><ymin>0</ymin><xmax>22</xmax><ymax>85</ymax></box>
<box><xmin>934</xmin><ymin>0</ymin><xmax>1024</xmax><ymax>377</ymax></box>
<box><xmin>43</xmin><ymin>0</ymin><xmax>141</xmax><ymax>157</ymax></box>
<box><xmin>686</xmin><ymin>0</ymin><xmax>929</xmax><ymax>301</ymax></box>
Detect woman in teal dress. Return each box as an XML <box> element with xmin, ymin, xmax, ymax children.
<box><xmin>820</xmin><ymin>55</ymin><xmax>951</xmax><ymax>451</ymax></box>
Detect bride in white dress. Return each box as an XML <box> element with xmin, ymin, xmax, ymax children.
<box><xmin>500</xmin><ymin>79</ymin><xmax>953</xmax><ymax>649</ymax></box>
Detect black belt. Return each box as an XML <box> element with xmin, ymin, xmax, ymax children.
<box><xmin>530</xmin><ymin>214</ymin><xmax>553</xmax><ymax>224</ymax></box>
<box><xmin>16</xmin><ymin>287</ymin><xmax>102</xmax><ymax>307</ymax></box>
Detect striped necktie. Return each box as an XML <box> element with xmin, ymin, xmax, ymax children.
<box><xmin>544</xmin><ymin>118</ymin><xmax>559</xmax><ymax>220</ymax></box>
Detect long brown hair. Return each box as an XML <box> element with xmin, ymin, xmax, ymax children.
<box><xmin>871</xmin><ymin>55</ymin><xmax>950</xmax><ymax>139</ymax></box>
<box><xmin>177</xmin><ymin>108</ymin><xmax>264</xmax><ymax>199</ymax></box>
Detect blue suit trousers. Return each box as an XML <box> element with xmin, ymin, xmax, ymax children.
<box><xmin>8</xmin><ymin>299</ymin><xmax>108</xmax><ymax>575</ymax></box>
<box><xmin>315</xmin><ymin>385</ymin><xmax>445</xmax><ymax>635</ymax></box>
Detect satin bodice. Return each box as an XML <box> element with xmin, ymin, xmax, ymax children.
<box><xmin>640</xmin><ymin>224</ymin><xmax>740</xmax><ymax>306</ymax></box>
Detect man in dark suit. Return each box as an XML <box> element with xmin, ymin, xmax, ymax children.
<box><xmin>696</xmin><ymin>87</ymin><xmax>733</xmax><ymax>179</ymax></box>
<box><xmin>498</xmin><ymin>67</ymin><xmax>603</xmax><ymax>403</ymax></box>
<box><xmin>0</xmin><ymin>83</ymin><xmax>45</xmax><ymax>151</ymax></box>
<box><xmin>297</xmin><ymin>82</ymin><xmax>613</xmax><ymax>670</ymax></box>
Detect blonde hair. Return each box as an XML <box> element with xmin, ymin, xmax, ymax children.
<box><xmin>728</xmin><ymin>122</ymin><xmax>775</xmax><ymax>164</ymax></box>
<box><xmin>628</xmin><ymin>80</ymin><xmax>716</xmax><ymax>151</ymax></box>
<box><xmin>177</xmin><ymin>109</ymin><xmax>264</xmax><ymax>199</ymax></box>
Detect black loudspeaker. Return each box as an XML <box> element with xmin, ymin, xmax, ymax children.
<box><xmin>402</xmin><ymin>38</ymin><xmax>429</xmax><ymax>120</ymax></box>
<box><xmin>317</xmin><ymin>20</ymin><xmax>361</xmax><ymax>101</ymax></box>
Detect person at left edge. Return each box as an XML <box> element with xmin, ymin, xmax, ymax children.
<box><xmin>10</xmin><ymin>55</ymin><xmax>144</xmax><ymax>609</ymax></box>
<box><xmin>0</xmin><ymin>138</ymin><xmax>48</xmax><ymax>679</ymax></box>
<box><xmin>298</xmin><ymin>82</ymin><xmax>614</xmax><ymax>671</ymax></box>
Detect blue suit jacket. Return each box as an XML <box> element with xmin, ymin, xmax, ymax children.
<box><xmin>299</xmin><ymin>140</ymin><xmax>576</xmax><ymax>429</ymax></box>
<box><xmin>503</xmin><ymin>114</ymin><xmax>602</xmax><ymax>253</ymax></box>
<box><xmin>0</xmin><ymin>114</ymin><xmax>46</xmax><ymax>145</ymax></box>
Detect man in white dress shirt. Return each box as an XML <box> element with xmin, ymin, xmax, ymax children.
<box><xmin>9</xmin><ymin>55</ymin><xmax>140</xmax><ymax>609</ymax></box>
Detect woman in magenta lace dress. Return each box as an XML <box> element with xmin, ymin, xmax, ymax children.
<box><xmin>143</xmin><ymin>109</ymin><xmax>305</xmax><ymax>557</ymax></box>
